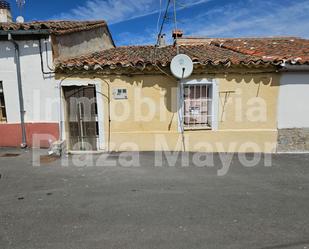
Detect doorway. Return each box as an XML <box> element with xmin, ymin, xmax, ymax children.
<box><xmin>63</xmin><ymin>85</ymin><xmax>99</xmax><ymax>151</ymax></box>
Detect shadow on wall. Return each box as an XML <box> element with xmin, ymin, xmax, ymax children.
<box><xmin>226</xmin><ymin>73</ymin><xmax>277</xmax><ymax>97</ymax></box>
<box><xmin>225</xmin><ymin>73</ymin><xmax>274</xmax><ymax>85</ymax></box>
<box><xmin>280</xmin><ymin>72</ymin><xmax>309</xmax><ymax>85</ymax></box>
<box><xmin>0</xmin><ymin>39</ymin><xmax>52</xmax><ymax>59</ymax></box>
<box><xmin>106</xmin><ymin>71</ymin><xmax>277</xmax><ymax>120</ymax></box>
<box><xmin>0</xmin><ymin>39</ymin><xmax>54</xmax><ymax>80</ymax></box>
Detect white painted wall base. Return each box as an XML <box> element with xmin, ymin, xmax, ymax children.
<box><xmin>278</xmin><ymin>72</ymin><xmax>309</xmax><ymax>128</ymax></box>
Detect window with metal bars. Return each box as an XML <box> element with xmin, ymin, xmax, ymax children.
<box><xmin>0</xmin><ymin>81</ymin><xmax>7</xmax><ymax>123</ymax></box>
<box><xmin>183</xmin><ymin>84</ymin><xmax>212</xmax><ymax>129</ymax></box>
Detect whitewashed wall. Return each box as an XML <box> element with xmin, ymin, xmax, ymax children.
<box><xmin>278</xmin><ymin>72</ymin><xmax>309</xmax><ymax>128</ymax></box>
<box><xmin>0</xmin><ymin>38</ymin><xmax>59</xmax><ymax>124</ymax></box>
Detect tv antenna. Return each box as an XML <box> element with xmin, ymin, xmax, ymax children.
<box><xmin>16</xmin><ymin>0</ymin><xmax>25</xmax><ymax>23</ymax></box>
<box><xmin>16</xmin><ymin>0</ymin><xmax>25</xmax><ymax>15</ymax></box>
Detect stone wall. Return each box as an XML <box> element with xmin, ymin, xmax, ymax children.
<box><xmin>277</xmin><ymin>128</ymin><xmax>309</xmax><ymax>152</ymax></box>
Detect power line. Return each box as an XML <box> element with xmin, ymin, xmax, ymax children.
<box><xmin>16</xmin><ymin>0</ymin><xmax>25</xmax><ymax>16</ymax></box>
<box><xmin>155</xmin><ymin>0</ymin><xmax>172</xmax><ymax>46</ymax></box>
<box><xmin>173</xmin><ymin>0</ymin><xmax>179</xmax><ymax>54</ymax></box>
<box><xmin>156</xmin><ymin>0</ymin><xmax>163</xmax><ymax>34</ymax></box>
<box><xmin>152</xmin><ymin>0</ymin><xmax>175</xmax><ymax>80</ymax></box>
<box><xmin>173</xmin><ymin>0</ymin><xmax>178</xmax><ymax>31</ymax></box>
<box><xmin>16</xmin><ymin>0</ymin><xmax>25</xmax><ymax>8</ymax></box>
<box><xmin>153</xmin><ymin>0</ymin><xmax>186</xmax><ymax>152</ymax></box>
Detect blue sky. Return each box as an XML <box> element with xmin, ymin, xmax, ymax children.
<box><xmin>8</xmin><ymin>0</ymin><xmax>309</xmax><ymax>46</ymax></box>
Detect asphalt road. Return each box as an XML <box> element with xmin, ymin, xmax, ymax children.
<box><xmin>0</xmin><ymin>148</ymin><xmax>309</xmax><ymax>249</ymax></box>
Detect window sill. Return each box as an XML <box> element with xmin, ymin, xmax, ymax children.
<box><xmin>184</xmin><ymin>126</ymin><xmax>212</xmax><ymax>131</ymax></box>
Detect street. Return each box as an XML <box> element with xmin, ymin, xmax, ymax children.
<box><xmin>0</xmin><ymin>149</ymin><xmax>309</xmax><ymax>249</ymax></box>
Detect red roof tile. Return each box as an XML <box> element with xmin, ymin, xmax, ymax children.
<box><xmin>210</xmin><ymin>37</ymin><xmax>309</xmax><ymax>64</ymax></box>
<box><xmin>0</xmin><ymin>20</ymin><xmax>107</xmax><ymax>35</ymax></box>
<box><xmin>56</xmin><ymin>44</ymin><xmax>274</xmax><ymax>71</ymax></box>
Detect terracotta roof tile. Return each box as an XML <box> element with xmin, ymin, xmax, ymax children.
<box><xmin>56</xmin><ymin>44</ymin><xmax>272</xmax><ymax>71</ymax></box>
<box><xmin>210</xmin><ymin>37</ymin><xmax>309</xmax><ymax>64</ymax></box>
<box><xmin>0</xmin><ymin>0</ymin><xmax>10</xmax><ymax>10</ymax></box>
<box><xmin>0</xmin><ymin>20</ymin><xmax>107</xmax><ymax>35</ymax></box>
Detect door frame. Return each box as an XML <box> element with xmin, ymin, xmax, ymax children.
<box><xmin>60</xmin><ymin>79</ymin><xmax>105</xmax><ymax>151</ymax></box>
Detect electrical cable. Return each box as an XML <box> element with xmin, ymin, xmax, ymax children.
<box><xmin>156</xmin><ymin>0</ymin><xmax>163</xmax><ymax>35</ymax></box>
<box><xmin>152</xmin><ymin>0</ymin><xmax>186</xmax><ymax>151</ymax></box>
<box><xmin>173</xmin><ymin>0</ymin><xmax>180</xmax><ymax>54</ymax></box>
<box><xmin>155</xmin><ymin>0</ymin><xmax>171</xmax><ymax>46</ymax></box>
<box><xmin>153</xmin><ymin>0</ymin><xmax>173</xmax><ymax>78</ymax></box>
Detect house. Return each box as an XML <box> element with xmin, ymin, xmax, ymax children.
<box><xmin>55</xmin><ymin>32</ymin><xmax>309</xmax><ymax>153</ymax></box>
<box><xmin>53</xmin><ymin>37</ymin><xmax>274</xmax><ymax>153</ymax></box>
<box><xmin>0</xmin><ymin>0</ymin><xmax>114</xmax><ymax>148</ymax></box>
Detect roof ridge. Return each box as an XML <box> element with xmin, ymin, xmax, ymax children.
<box><xmin>209</xmin><ymin>42</ymin><xmax>262</xmax><ymax>58</ymax></box>
<box><xmin>209</xmin><ymin>38</ymin><xmax>309</xmax><ymax>60</ymax></box>
<box><xmin>116</xmin><ymin>45</ymin><xmax>155</xmax><ymax>48</ymax></box>
<box><xmin>181</xmin><ymin>36</ymin><xmax>303</xmax><ymax>40</ymax></box>
<box><xmin>116</xmin><ymin>44</ymin><xmax>216</xmax><ymax>49</ymax></box>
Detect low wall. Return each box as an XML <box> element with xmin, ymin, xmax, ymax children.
<box><xmin>0</xmin><ymin>123</ymin><xmax>59</xmax><ymax>148</ymax></box>
<box><xmin>277</xmin><ymin>128</ymin><xmax>309</xmax><ymax>152</ymax></box>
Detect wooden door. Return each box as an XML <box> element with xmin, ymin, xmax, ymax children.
<box><xmin>63</xmin><ymin>86</ymin><xmax>98</xmax><ymax>151</ymax></box>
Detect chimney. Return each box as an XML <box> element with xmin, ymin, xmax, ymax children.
<box><xmin>172</xmin><ymin>29</ymin><xmax>183</xmax><ymax>40</ymax></box>
<box><xmin>158</xmin><ymin>34</ymin><xmax>167</xmax><ymax>47</ymax></box>
<box><xmin>0</xmin><ymin>0</ymin><xmax>12</xmax><ymax>22</ymax></box>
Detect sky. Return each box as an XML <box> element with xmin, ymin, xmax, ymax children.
<box><xmin>8</xmin><ymin>0</ymin><xmax>309</xmax><ymax>46</ymax></box>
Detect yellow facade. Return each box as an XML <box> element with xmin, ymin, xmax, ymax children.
<box><xmin>60</xmin><ymin>70</ymin><xmax>280</xmax><ymax>153</ymax></box>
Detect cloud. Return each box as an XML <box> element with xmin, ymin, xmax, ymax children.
<box><xmin>182</xmin><ymin>0</ymin><xmax>309</xmax><ymax>38</ymax></box>
<box><xmin>53</xmin><ymin>0</ymin><xmax>210</xmax><ymax>24</ymax></box>
<box><xmin>55</xmin><ymin>0</ymin><xmax>309</xmax><ymax>46</ymax></box>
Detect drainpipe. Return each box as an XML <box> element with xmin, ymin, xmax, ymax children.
<box><xmin>8</xmin><ymin>33</ymin><xmax>27</xmax><ymax>148</ymax></box>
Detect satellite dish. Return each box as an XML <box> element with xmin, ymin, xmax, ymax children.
<box><xmin>16</xmin><ymin>16</ymin><xmax>24</xmax><ymax>23</ymax></box>
<box><xmin>170</xmin><ymin>54</ymin><xmax>193</xmax><ymax>79</ymax></box>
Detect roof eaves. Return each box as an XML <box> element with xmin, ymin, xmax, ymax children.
<box><xmin>51</xmin><ymin>22</ymin><xmax>107</xmax><ymax>36</ymax></box>
<box><xmin>0</xmin><ymin>20</ymin><xmax>108</xmax><ymax>36</ymax></box>
<box><xmin>0</xmin><ymin>29</ymin><xmax>51</xmax><ymax>36</ymax></box>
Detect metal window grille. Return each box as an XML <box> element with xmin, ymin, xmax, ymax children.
<box><xmin>0</xmin><ymin>81</ymin><xmax>7</xmax><ymax>122</ymax></box>
<box><xmin>183</xmin><ymin>84</ymin><xmax>212</xmax><ymax>129</ymax></box>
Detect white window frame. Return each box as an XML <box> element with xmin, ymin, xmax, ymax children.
<box><xmin>178</xmin><ymin>78</ymin><xmax>219</xmax><ymax>131</ymax></box>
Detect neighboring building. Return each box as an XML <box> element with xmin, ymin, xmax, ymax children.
<box><xmin>0</xmin><ymin>0</ymin><xmax>114</xmax><ymax>148</ymax></box>
<box><xmin>0</xmin><ymin>0</ymin><xmax>11</xmax><ymax>22</ymax></box>
<box><xmin>208</xmin><ymin>37</ymin><xmax>309</xmax><ymax>152</ymax></box>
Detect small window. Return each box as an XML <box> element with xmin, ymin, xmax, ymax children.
<box><xmin>183</xmin><ymin>84</ymin><xmax>212</xmax><ymax>129</ymax></box>
<box><xmin>0</xmin><ymin>81</ymin><xmax>7</xmax><ymax>123</ymax></box>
